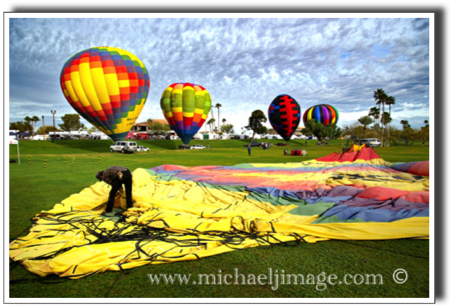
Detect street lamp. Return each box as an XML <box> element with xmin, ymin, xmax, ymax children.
<box><xmin>41</xmin><ymin>116</ymin><xmax>44</xmax><ymax>136</ymax></box>
<box><xmin>51</xmin><ymin>110</ymin><xmax>56</xmax><ymax>143</ymax></box>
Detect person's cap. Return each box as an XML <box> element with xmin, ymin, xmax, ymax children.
<box><xmin>96</xmin><ymin>171</ymin><xmax>104</xmax><ymax>181</ymax></box>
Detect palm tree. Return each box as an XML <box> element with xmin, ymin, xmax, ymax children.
<box><xmin>381</xmin><ymin>112</ymin><xmax>392</xmax><ymax>145</ymax></box>
<box><xmin>221</xmin><ymin>118</ymin><xmax>227</xmax><ymax>134</ymax></box>
<box><xmin>373</xmin><ymin>89</ymin><xmax>387</xmax><ymax>146</ymax></box>
<box><xmin>24</xmin><ymin>116</ymin><xmax>32</xmax><ymax>134</ymax></box>
<box><xmin>31</xmin><ymin>116</ymin><xmax>40</xmax><ymax>136</ymax></box>
<box><xmin>384</xmin><ymin>96</ymin><xmax>396</xmax><ymax>147</ymax></box>
<box><xmin>358</xmin><ymin>116</ymin><xmax>374</xmax><ymax>139</ymax></box>
<box><xmin>215</xmin><ymin>103</ymin><xmax>222</xmax><ymax>130</ymax></box>
<box><xmin>400</xmin><ymin>120</ymin><xmax>410</xmax><ymax>130</ymax></box>
<box><xmin>386</xmin><ymin>96</ymin><xmax>396</xmax><ymax>115</ymax></box>
<box><xmin>368</xmin><ymin>107</ymin><xmax>380</xmax><ymax>138</ymax></box>
<box><xmin>210</xmin><ymin>105</ymin><xmax>215</xmax><ymax>122</ymax></box>
<box><xmin>207</xmin><ymin>118</ymin><xmax>216</xmax><ymax>132</ymax></box>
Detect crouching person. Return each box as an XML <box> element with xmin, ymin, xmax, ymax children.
<box><xmin>96</xmin><ymin>166</ymin><xmax>133</xmax><ymax>214</ymax></box>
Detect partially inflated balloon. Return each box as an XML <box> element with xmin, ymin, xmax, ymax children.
<box><xmin>60</xmin><ymin>46</ymin><xmax>150</xmax><ymax>141</ymax></box>
<box><xmin>268</xmin><ymin>94</ymin><xmax>301</xmax><ymax>142</ymax></box>
<box><xmin>303</xmin><ymin>104</ymin><xmax>339</xmax><ymax>126</ymax></box>
<box><xmin>160</xmin><ymin>83</ymin><xmax>212</xmax><ymax>145</ymax></box>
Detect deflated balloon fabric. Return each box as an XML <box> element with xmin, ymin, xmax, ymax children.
<box><xmin>10</xmin><ymin>148</ymin><xmax>429</xmax><ymax>279</ymax></box>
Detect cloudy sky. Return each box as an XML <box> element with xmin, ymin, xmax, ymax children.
<box><xmin>7</xmin><ymin>14</ymin><xmax>431</xmax><ymax>134</ymax></box>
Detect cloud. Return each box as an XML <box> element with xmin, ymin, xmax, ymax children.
<box><xmin>8</xmin><ymin>17</ymin><xmax>430</xmax><ymax>134</ymax></box>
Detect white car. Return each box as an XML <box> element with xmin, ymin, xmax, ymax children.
<box><xmin>110</xmin><ymin>141</ymin><xmax>138</xmax><ymax>153</ymax></box>
<box><xmin>190</xmin><ymin>144</ymin><xmax>206</xmax><ymax>150</ymax></box>
<box><xmin>360</xmin><ymin>138</ymin><xmax>382</xmax><ymax>147</ymax></box>
<box><xmin>137</xmin><ymin>145</ymin><xmax>150</xmax><ymax>152</ymax></box>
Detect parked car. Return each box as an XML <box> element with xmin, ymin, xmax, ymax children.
<box><xmin>190</xmin><ymin>144</ymin><xmax>206</xmax><ymax>150</ymax></box>
<box><xmin>137</xmin><ymin>145</ymin><xmax>150</xmax><ymax>152</ymax></box>
<box><xmin>110</xmin><ymin>141</ymin><xmax>138</xmax><ymax>153</ymax></box>
<box><xmin>243</xmin><ymin>141</ymin><xmax>263</xmax><ymax>147</ymax></box>
<box><xmin>360</xmin><ymin>138</ymin><xmax>381</xmax><ymax>147</ymax></box>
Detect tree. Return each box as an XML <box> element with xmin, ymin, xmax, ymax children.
<box><xmin>215</xmin><ymin>103</ymin><xmax>222</xmax><ymax>130</ymax></box>
<box><xmin>88</xmin><ymin>126</ymin><xmax>100</xmax><ymax>133</ymax></box>
<box><xmin>394</xmin><ymin>126</ymin><xmax>417</xmax><ymax>146</ymax></box>
<box><xmin>384</xmin><ymin>96</ymin><xmax>396</xmax><ymax>147</ymax></box>
<box><xmin>220</xmin><ymin>124</ymin><xmax>234</xmax><ymax>134</ymax></box>
<box><xmin>358</xmin><ymin>116</ymin><xmax>374</xmax><ymax>139</ymax></box>
<box><xmin>24</xmin><ymin>116</ymin><xmax>32</xmax><ymax>133</ymax></box>
<box><xmin>368</xmin><ymin>107</ymin><xmax>380</xmax><ymax>138</ymax></box>
<box><xmin>29</xmin><ymin>116</ymin><xmax>40</xmax><ymax>135</ymax></box>
<box><xmin>147</xmin><ymin>119</ymin><xmax>153</xmax><ymax>130</ymax></box>
<box><xmin>400</xmin><ymin>120</ymin><xmax>410</xmax><ymax>130</ymax></box>
<box><xmin>381</xmin><ymin>112</ymin><xmax>392</xmax><ymax>146</ymax></box>
<box><xmin>37</xmin><ymin>125</ymin><xmax>60</xmax><ymax>135</ymax></box>
<box><xmin>10</xmin><ymin>121</ymin><xmax>33</xmax><ymax>133</ymax></box>
<box><xmin>152</xmin><ymin>122</ymin><xmax>165</xmax><ymax>133</ymax></box>
<box><xmin>245</xmin><ymin>110</ymin><xmax>268</xmax><ymax>142</ymax></box>
<box><xmin>58</xmin><ymin>114</ymin><xmax>86</xmax><ymax>131</ymax></box>
<box><xmin>207</xmin><ymin>118</ymin><xmax>216</xmax><ymax>132</ymax></box>
<box><xmin>420</xmin><ymin>120</ymin><xmax>430</xmax><ymax>145</ymax></box>
<box><xmin>302</xmin><ymin>119</ymin><xmax>339</xmax><ymax>141</ymax></box>
<box><xmin>334</xmin><ymin>126</ymin><xmax>343</xmax><ymax>139</ymax></box>
<box><xmin>373</xmin><ymin>89</ymin><xmax>387</xmax><ymax>146</ymax></box>
<box><xmin>342</xmin><ymin>121</ymin><xmax>364</xmax><ymax>140</ymax></box>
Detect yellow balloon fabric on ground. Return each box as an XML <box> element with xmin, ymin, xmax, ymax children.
<box><xmin>10</xmin><ymin>158</ymin><xmax>429</xmax><ymax>279</ymax></box>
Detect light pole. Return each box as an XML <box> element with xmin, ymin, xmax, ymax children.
<box><xmin>51</xmin><ymin>110</ymin><xmax>56</xmax><ymax>143</ymax></box>
<box><xmin>42</xmin><ymin>116</ymin><xmax>44</xmax><ymax>136</ymax></box>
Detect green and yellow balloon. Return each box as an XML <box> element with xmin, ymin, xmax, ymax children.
<box><xmin>160</xmin><ymin>83</ymin><xmax>212</xmax><ymax>145</ymax></box>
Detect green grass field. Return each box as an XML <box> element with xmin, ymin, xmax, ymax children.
<box><xmin>8</xmin><ymin>139</ymin><xmax>430</xmax><ymax>299</ymax></box>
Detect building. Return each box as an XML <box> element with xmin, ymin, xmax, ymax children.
<box><xmin>294</xmin><ymin>126</ymin><xmax>305</xmax><ymax>136</ymax></box>
<box><xmin>131</xmin><ymin>122</ymin><xmax>149</xmax><ymax>132</ymax></box>
<box><xmin>128</xmin><ymin>120</ymin><xmax>172</xmax><ymax>140</ymax></box>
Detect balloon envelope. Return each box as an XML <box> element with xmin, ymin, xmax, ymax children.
<box><xmin>160</xmin><ymin>83</ymin><xmax>212</xmax><ymax>145</ymax></box>
<box><xmin>268</xmin><ymin>94</ymin><xmax>301</xmax><ymax>142</ymax></box>
<box><xmin>303</xmin><ymin>104</ymin><xmax>339</xmax><ymax>126</ymax></box>
<box><xmin>60</xmin><ymin>46</ymin><xmax>150</xmax><ymax>141</ymax></box>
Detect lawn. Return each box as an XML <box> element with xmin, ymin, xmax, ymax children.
<box><xmin>8</xmin><ymin>139</ymin><xmax>430</xmax><ymax>299</ymax></box>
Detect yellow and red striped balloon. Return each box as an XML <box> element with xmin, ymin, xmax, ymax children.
<box><xmin>60</xmin><ymin>46</ymin><xmax>150</xmax><ymax>141</ymax></box>
<box><xmin>160</xmin><ymin>83</ymin><xmax>212</xmax><ymax>144</ymax></box>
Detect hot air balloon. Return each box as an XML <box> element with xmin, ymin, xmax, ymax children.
<box><xmin>303</xmin><ymin>104</ymin><xmax>339</xmax><ymax>126</ymax></box>
<box><xmin>59</xmin><ymin>46</ymin><xmax>150</xmax><ymax>141</ymax></box>
<box><xmin>160</xmin><ymin>83</ymin><xmax>212</xmax><ymax>145</ymax></box>
<box><xmin>268</xmin><ymin>94</ymin><xmax>301</xmax><ymax>142</ymax></box>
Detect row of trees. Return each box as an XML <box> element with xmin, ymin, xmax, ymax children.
<box><xmin>10</xmin><ymin>114</ymin><xmax>86</xmax><ymax>135</ymax></box>
<box><xmin>352</xmin><ymin>88</ymin><xmax>429</xmax><ymax>146</ymax></box>
<box><xmin>345</xmin><ymin>119</ymin><xmax>429</xmax><ymax>146</ymax></box>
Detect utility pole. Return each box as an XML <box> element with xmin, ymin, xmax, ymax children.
<box><xmin>42</xmin><ymin>116</ymin><xmax>44</xmax><ymax>136</ymax></box>
<box><xmin>51</xmin><ymin>110</ymin><xmax>56</xmax><ymax>143</ymax></box>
